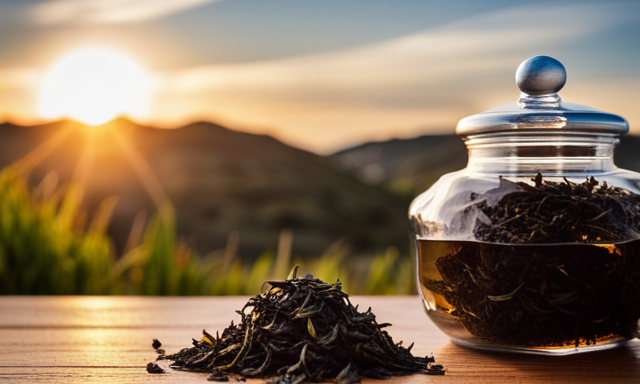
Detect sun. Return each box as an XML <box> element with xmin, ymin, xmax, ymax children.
<box><xmin>38</xmin><ymin>48</ymin><xmax>150</xmax><ymax>126</ymax></box>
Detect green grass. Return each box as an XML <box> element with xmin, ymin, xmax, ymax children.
<box><xmin>0</xmin><ymin>168</ymin><xmax>114</xmax><ymax>294</ymax></box>
<box><xmin>0</xmin><ymin>167</ymin><xmax>415</xmax><ymax>295</ymax></box>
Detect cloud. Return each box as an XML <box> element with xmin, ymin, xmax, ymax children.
<box><xmin>29</xmin><ymin>0</ymin><xmax>224</xmax><ymax>25</ymax></box>
<box><xmin>11</xmin><ymin>1</ymin><xmax>640</xmax><ymax>152</ymax></box>
<box><xmin>165</xmin><ymin>2</ymin><xmax>634</xmax><ymax>99</ymax></box>
<box><xmin>147</xmin><ymin>2</ymin><xmax>640</xmax><ymax>152</ymax></box>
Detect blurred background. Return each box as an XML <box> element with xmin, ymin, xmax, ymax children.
<box><xmin>1</xmin><ymin>0</ymin><xmax>640</xmax><ymax>295</ymax></box>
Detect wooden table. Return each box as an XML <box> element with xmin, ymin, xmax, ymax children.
<box><xmin>1</xmin><ymin>296</ymin><xmax>639</xmax><ymax>383</ymax></box>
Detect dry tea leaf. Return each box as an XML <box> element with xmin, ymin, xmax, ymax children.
<box><xmin>422</xmin><ymin>174</ymin><xmax>640</xmax><ymax>347</ymax></box>
<box><xmin>156</xmin><ymin>267</ymin><xmax>443</xmax><ymax>382</ymax></box>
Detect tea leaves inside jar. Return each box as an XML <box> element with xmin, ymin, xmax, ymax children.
<box><xmin>472</xmin><ymin>173</ymin><xmax>640</xmax><ymax>244</ymax></box>
<box><xmin>420</xmin><ymin>174</ymin><xmax>640</xmax><ymax>348</ymax></box>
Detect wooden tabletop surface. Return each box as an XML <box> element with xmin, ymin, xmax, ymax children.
<box><xmin>1</xmin><ymin>296</ymin><xmax>639</xmax><ymax>383</ymax></box>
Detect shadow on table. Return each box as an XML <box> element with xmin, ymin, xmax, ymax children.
<box><xmin>438</xmin><ymin>340</ymin><xmax>640</xmax><ymax>383</ymax></box>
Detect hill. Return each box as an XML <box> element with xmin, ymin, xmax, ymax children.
<box><xmin>331</xmin><ymin>133</ymin><xmax>640</xmax><ymax>193</ymax></box>
<box><xmin>330</xmin><ymin>134</ymin><xmax>467</xmax><ymax>193</ymax></box>
<box><xmin>0</xmin><ymin>120</ymin><xmax>409</xmax><ymax>258</ymax></box>
<box><xmin>7</xmin><ymin>120</ymin><xmax>637</xmax><ymax>259</ymax></box>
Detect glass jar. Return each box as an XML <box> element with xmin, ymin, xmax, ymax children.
<box><xmin>409</xmin><ymin>56</ymin><xmax>640</xmax><ymax>355</ymax></box>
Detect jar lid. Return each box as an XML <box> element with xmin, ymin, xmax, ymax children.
<box><xmin>456</xmin><ymin>55</ymin><xmax>629</xmax><ymax>137</ymax></box>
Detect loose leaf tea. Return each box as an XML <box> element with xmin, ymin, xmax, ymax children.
<box><xmin>156</xmin><ymin>267</ymin><xmax>443</xmax><ymax>382</ymax></box>
<box><xmin>472</xmin><ymin>174</ymin><xmax>640</xmax><ymax>244</ymax></box>
<box><xmin>420</xmin><ymin>174</ymin><xmax>640</xmax><ymax>348</ymax></box>
<box><xmin>146</xmin><ymin>362</ymin><xmax>165</xmax><ymax>374</ymax></box>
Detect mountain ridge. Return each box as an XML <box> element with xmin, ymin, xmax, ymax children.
<box><xmin>331</xmin><ymin>133</ymin><xmax>640</xmax><ymax>193</ymax></box>
<box><xmin>6</xmin><ymin>118</ymin><xmax>639</xmax><ymax>260</ymax></box>
<box><xmin>0</xmin><ymin>119</ymin><xmax>410</xmax><ymax>259</ymax></box>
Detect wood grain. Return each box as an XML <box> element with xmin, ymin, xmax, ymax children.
<box><xmin>1</xmin><ymin>296</ymin><xmax>639</xmax><ymax>383</ymax></box>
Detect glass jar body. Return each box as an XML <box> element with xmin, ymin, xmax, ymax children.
<box><xmin>409</xmin><ymin>134</ymin><xmax>640</xmax><ymax>354</ymax></box>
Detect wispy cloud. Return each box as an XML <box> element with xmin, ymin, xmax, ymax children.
<box><xmin>9</xmin><ymin>1</ymin><xmax>640</xmax><ymax>152</ymax></box>
<box><xmin>29</xmin><ymin>0</ymin><xmax>223</xmax><ymax>25</ymax></box>
<box><xmin>165</xmin><ymin>2</ymin><xmax>635</xmax><ymax>100</ymax></box>
<box><xmin>150</xmin><ymin>2</ymin><xmax>640</xmax><ymax>152</ymax></box>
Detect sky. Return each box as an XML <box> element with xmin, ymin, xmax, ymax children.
<box><xmin>1</xmin><ymin>0</ymin><xmax>640</xmax><ymax>153</ymax></box>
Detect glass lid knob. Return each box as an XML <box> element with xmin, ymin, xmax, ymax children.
<box><xmin>516</xmin><ymin>55</ymin><xmax>567</xmax><ymax>96</ymax></box>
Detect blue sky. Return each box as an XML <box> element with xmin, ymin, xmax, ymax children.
<box><xmin>1</xmin><ymin>0</ymin><xmax>639</xmax><ymax>152</ymax></box>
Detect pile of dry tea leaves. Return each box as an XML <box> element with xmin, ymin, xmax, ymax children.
<box><xmin>151</xmin><ymin>267</ymin><xmax>444</xmax><ymax>383</ymax></box>
<box><xmin>423</xmin><ymin>174</ymin><xmax>640</xmax><ymax>347</ymax></box>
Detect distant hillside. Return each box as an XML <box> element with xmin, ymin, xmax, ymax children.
<box><xmin>330</xmin><ymin>134</ymin><xmax>467</xmax><ymax>193</ymax></box>
<box><xmin>331</xmin><ymin>133</ymin><xmax>640</xmax><ymax>193</ymax></box>
<box><xmin>0</xmin><ymin>120</ymin><xmax>409</xmax><ymax>258</ymax></box>
<box><xmin>615</xmin><ymin>135</ymin><xmax>640</xmax><ymax>172</ymax></box>
<box><xmin>7</xmin><ymin>120</ymin><xmax>639</xmax><ymax>259</ymax></box>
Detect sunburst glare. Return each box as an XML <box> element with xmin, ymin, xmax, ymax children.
<box><xmin>38</xmin><ymin>48</ymin><xmax>150</xmax><ymax>126</ymax></box>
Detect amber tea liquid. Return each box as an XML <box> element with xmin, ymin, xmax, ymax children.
<box><xmin>417</xmin><ymin>239</ymin><xmax>640</xmax><ymax>352</ymax></box>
